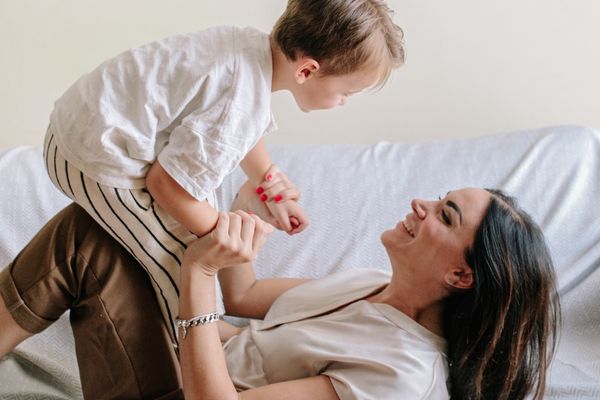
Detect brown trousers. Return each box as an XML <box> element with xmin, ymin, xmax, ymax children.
<box><xmin>0</xmin><ymin>204</ymin><xmax>183</xmax><ymax>399</ymax></box>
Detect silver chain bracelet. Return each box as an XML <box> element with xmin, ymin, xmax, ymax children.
<box><xmin>175</xmin><ymin>312</ymin><xmax>222</xmax><ymax>339</ymax></box>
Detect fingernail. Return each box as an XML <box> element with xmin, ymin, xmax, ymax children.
<box><xmin>247</xmin><ymin>211</ymin><xmax>254</xmax><ymax>215</ymax></box>
<box><xmin>266</xmin><ymin>174</ymin><xmax>273</xmax><ymax>181</ymax></box>
<box><xmin>255</xmin><ymin>186</ymin><xmax>264</xmax><ymax>194</ymax></box>
<box><xmin>274</xmin><ymin>194</ymin><xmax>282</xmax><ymax>203</ymax></box>
<box><xmin>260</xmin><ymin>194</ymin><xmax>268</xmax><ymax>202</ymax></box>
<box><xmin>291</xmin><ymin>221</ymin><xmax>299</xmax><ymax>229</ymax></box>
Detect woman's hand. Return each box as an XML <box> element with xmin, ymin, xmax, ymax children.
<box><xmin>231</xmin><ymin>180</ymin><xmax>276</xmax><ymax>224</ymax></box>
<box><xmin>255</xmin><ymin>164</ymin><xmax>301</xmax><ymax>204</ymax></box>
<box><xmin>183</xmin><ymin>210</ymin><xmax>274</xmax><ymax>276</ymax></box>
<box><xmin>245</xmin><ymin>164</ymin><xmax>309</xmax><ymax>234</ymax></box>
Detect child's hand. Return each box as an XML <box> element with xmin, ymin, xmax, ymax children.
<box><xmin>264</xmin><ymin>199</ymin><xmax>308</xmax><ymax>235</ymax></box>
<box><xmin>255</xmin><ymin>164</ymin><xmax>308</xmax><ymax>234</ymax></box>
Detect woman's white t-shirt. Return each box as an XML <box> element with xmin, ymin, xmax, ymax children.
<box><xmin>224</xmin><ymin>269</ymin><xmax>451</xmax><ymax>400</ymax></box>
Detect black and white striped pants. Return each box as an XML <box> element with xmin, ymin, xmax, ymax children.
<box><xmin>43</xmin><ymin>130</ymin><xmax>219</xmax><ymax>346</ymax></box>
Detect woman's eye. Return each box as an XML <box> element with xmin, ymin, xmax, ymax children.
<box><xmin>438</xmin><ymin>196</ymin><xmax>451</xmax><ymax>225</ymax></box>
<box><xmin>442</xmin><ymin>210</ymin><xmax>451</xmax><ymax>225</ymax></box>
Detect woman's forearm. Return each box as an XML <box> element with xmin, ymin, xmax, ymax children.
<box><xmin>219</xmin><ymin>263</ymin><xmax>309</xmax><ymax>319</ymax></box>
<box><xmin>179</xmin><ymin>264</ymin><xmax>238</xmax><ymax>400</ymax></box>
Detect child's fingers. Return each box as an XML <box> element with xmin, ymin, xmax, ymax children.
<box><xmin>270</xmin><ymin>206</ymin><xmax>292</xmax><ymax>232</ymax></box>
<box><xmin>290</xmin><ymin>216</ymin><xmax>300</xmax><ymax>230</ymax></box>
<box><xmin>290</xmin><ymin>222</ymin><xmax>306</xmax><ymax>235</ymax></box>
<box><xmin>288</xmin><ymin>210</ymin><xmax>309</xmax><ymax>235</ymax></box>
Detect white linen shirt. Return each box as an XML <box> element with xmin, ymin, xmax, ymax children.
<box><xmin>223</xmin><ymin>269</ymin><xmax>451</xmax><ymax>400</ymax></box>
<box><xmin>50</xmin><ymin>26</ymin><xmax>276</xmax><ymax>201</ymax></box>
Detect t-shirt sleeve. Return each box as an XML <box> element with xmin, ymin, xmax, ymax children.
<box><xmin>158</xmin><ymin>124</ymin><xmax>242</xmax><ymax>202</ymax></box>
<box><xmin>157</xmin><ymin>88</ymin><xmax>247</xmax><ymax>202</ymax></box>
<box><xmin>322</xmin><ymin>355</ymin><xmax>450</xmax><ymax>400</ymax></box>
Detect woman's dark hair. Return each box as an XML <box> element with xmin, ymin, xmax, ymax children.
<box><xmin>444</xmin><ymin>189</ymin><xmax>561</xmax><ymax>399</ymax></box>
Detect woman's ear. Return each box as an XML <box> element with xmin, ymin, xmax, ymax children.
<box><xmin>444</xmin><ymin>266</ymin><xmax>474</xmax><ymax>290</ymax></box>
<box><xmin>294</xmin><ymin>57</ymin><xmax>320</xmax><ymax>84</ymax></box>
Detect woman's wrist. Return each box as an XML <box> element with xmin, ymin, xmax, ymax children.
<box><xmin>181</xmin><ymin>252</ymin><xmax>218</xmax><ymax>276</ymax></box>
<box><xmin>181</xmin><ymin>261</ymin><xmax>218</xmax><ymax>284</ymax></box>
<box><xmin>179</xmin><ymin>263</ymin><xmax>218</xmax><ymax>317</ymax></box>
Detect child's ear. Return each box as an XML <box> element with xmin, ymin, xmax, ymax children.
<box><xmin>294</xmin><ymin>57</ymin><xmax>320</xmax><ymax>84</ymax></box>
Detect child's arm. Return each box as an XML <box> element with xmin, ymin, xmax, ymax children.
<box><xmin>241</xmin><ymin>139</ymin><xmax>309</xmax><ymax>234</ymax></box>
<box><xmin>146</xmin><ymin>161</ymin><xmax>218</xmax><ymax>237</ymax></box>
<box><xmin>239</xmin><ymin>138</ymin><xmax>273</xmax><ymax>186</ymax></box>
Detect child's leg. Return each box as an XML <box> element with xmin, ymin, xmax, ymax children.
<box><xmin>0</xmin><ymin>204</ymin><xmax>183</xmax><ymax>399</ymax></box>
<box><xmin>44</xmin><ymin>132</ymin><xmax>212</xmax><ymax>345</ymax></box>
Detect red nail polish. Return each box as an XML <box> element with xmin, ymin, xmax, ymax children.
<box><xmin>256</xmin><ymin>186</ymin><xmax>264</xmax><ymax>194</ymax></box>
<box><xmin>274</xmin><ymin>194</ymin><xmax>282</xmax><ymax>203</ymax></box>
<box><xmin>266</xmin><ymin>174</ymin><xmax>273</xmax><ymax>181</ymax></box>
<box><xmin>260</xmin><ymin>194</ymin><xmax>268</xmax><ymax>202</ymax></box>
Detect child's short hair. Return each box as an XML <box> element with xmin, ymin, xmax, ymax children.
<box><xmin>271</xmin><ymin>0</ymin><xmax>405</xmax><ymax>87</ymax></box>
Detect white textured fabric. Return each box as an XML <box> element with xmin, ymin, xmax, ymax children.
<box><xmin>1</xmin><ymin>125</ymin><xmax>599</xmax><ymax>399</ymax></box>
<box><xmin>224</xmin><ymin>269</ymin><xmax>450</xmax><ymax>400</ymax></box>
<box><xmin>50</xmin><ymin>26</ymin><xmax>276</xmax><ymax>201</ymax></box>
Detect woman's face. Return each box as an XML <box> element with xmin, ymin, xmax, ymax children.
<box><xmin>381</xmin><ymin>188</ymin><xmax>491</xmax><ymax>282</ymax></box>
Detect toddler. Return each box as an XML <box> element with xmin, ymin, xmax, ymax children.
<box><xmin>43</xmin><ymin>0</ymin><xmax>405</xmax><ymax>344</ymax></box>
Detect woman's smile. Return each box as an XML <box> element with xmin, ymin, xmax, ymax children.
<box><xmin>401</xmin><ymin>219</ymin><xmax>415</xmax><ymax>237</ymax></box>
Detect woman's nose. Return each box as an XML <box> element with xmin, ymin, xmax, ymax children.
<box><xmin>411</xmin><ymin>199</ymin><xmax>427</xmax><ymax>219</ymax></box>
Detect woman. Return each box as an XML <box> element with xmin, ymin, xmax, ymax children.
<box><xmin>0</xmin><ymin>182</ymin><xmax>559</xmax><ymax>399</ymax></box>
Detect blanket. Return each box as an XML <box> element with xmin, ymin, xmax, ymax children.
<box><xmin>1</xmin><ymin>125</ymin><xmax>599</xmax><ymax>399</ymax></box>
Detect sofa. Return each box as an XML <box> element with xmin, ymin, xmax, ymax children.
<box><xmin>1</xmin><ymin>125</ymin><xmax>599</xmax><ymax>399</ymax></box>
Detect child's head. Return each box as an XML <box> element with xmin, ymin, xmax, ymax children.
<box><xmin>271</xmin><ymin>0</ymin><xmax>405</xmax><ymax>89</ymax></box>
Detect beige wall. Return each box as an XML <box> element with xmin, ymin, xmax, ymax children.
<box><xmin>1</xmin><ymin>0</ymin><xmax>598</xmax><ymax>147</ymax></box>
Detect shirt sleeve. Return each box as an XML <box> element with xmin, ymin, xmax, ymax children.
<box><xmin>157</xmin><ymin>117</ymin><xmax>243</xmax><ymax>202</ymax></box>
<box><xmin>322</xmin><ymin>355</ymin><xmax>450</xmax><ymax>400</ymax></box>
<box><xmin>157</xmin><ymin>87</ymin><xmax>274</xmax><ymax>202</ymax></box>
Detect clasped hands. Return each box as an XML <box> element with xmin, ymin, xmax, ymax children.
<box><xmin>184</xmin><ymin>165</ymin><xmax>307</xmax><ymax>275</ymax></box>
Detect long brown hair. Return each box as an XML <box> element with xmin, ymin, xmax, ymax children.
<box><xmin>444</xmin><ymin>189</ymin><xmax>560</xmax><ymax>399</ymax></box>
